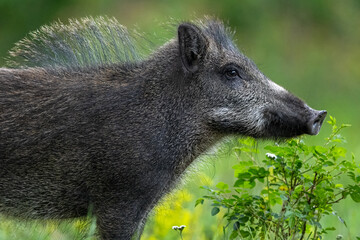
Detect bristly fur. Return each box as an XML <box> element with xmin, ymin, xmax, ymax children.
<box><xmin>194</xmin><ymin>17</ymin><xmax>236</xmax><ymax>51</ymax></box>
<box><xmin>5</xmin><ymin>16</ymin><xmax>235</xmax><ymax>72</ymax></box>
<box><xmin>5</xmin><ymin>16</ymin><xmax>146</xmax><ymax>70</ymax></box>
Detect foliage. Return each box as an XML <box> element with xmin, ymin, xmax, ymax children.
<box><xmin>197</xmin><ymin>116</ymin><xmax>360</xmax><ymax>239</ymax></box>
<box><xmin>142</xmin><ymin>188</ymin><xmax>217</xmax><ymax>240</ymax></box>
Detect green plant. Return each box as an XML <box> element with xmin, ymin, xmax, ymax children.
<box><xmin>196</xmin><ymin>116</ymin><xmax>360</xmax><ymax>240</ymax></box>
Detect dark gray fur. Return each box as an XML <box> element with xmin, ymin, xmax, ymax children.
<box><xmin>0</xmin><ymin>17</ymin><xmax>326</xmax><ymax>239</ymax></box>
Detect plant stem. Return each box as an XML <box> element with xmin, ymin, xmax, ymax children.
<box><xmin>300</xmin><ymin>172</ymin><xmax>318</xmax><ymax>240</ymax></box>
<box><xmin>327</xmin><ymin>196</ymin><xmax>345</xmax><ymax>204</ymax></box>
<box><xmin>300</xmin><ymin>221</ymin><xmax>307</xmax><ymax>240</ymax></box>
<box><xmin>275</xmin><ymin>198</ymin><xmax>288</xmax><ymax>238</ymax></box>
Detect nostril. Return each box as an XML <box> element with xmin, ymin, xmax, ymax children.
<box><xmin>313</xmin><ymin>110</ymin><xmax>327</xmax><ymax>125</ymax></box>
<box><xmin>308</xmin><ymin>110</ymin><xmax>327</xmax><ymax>135</ymax></box>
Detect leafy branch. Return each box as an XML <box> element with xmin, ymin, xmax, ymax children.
<box><xmin>197</xmin><ymin>116</ymin><xmax>360</xmax><ymax>239</ymax></box>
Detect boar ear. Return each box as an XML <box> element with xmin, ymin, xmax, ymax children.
<box><xmin>178</xmin><ymin>23</ymin><xmax>207</xmax><ymax>73</ymax></box>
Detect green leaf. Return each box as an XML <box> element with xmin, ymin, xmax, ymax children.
<box><xmin>280</xmin><ymin>194</ymin><xmax>288</xmax><ymax>200</ymax></box>
<box><xmin>195</xmin><ymin>198</ymin><xmax>204</xmax><ymax>207</ymax></box>
<box><xmin>328</xmin><ymin>115</ymin><xmax>336</xmax><ymax>125</ymax></box>
<box><xmin>216</xmin><ymin>182</ymin><xmax>229</xmax><ymax>190</ymax></box>
<box><xmin>234</xmin><ymin>179</ymin><xmax>256</xmax><ymax>188</ymax></box>
<box><xmin>238</xmin><ymin>215</ymin><xmax>249</xmax><ymax>223</ymax></box>
<box><xmin>323</xmin><ymin>160</ymin><xmax>334</xmax><ymax>166</ymax></box>
<box><xmin>294</xmin><ymin>185</ymin><xmax>303</xmax><ymax>193</ymax></box>
<box><xmin>331</xmin><ymin>146</ymin><xmax>347</xmax><ymax>158</ymax></box>
<box><xmin>237</xmin><ymin>172</ymin><xmax>251</xmax><ymax>179</ymax></box>
<box><xmin>229</xmin><ymin>230</ymin><xmax>238</xmax><ymax>240</ymax></box>
<box><xmin>356</xmin><ymin>176</ymin><xmax>360</xmax><ymax>183</ymax></box>
<box><xmin>284</xmin><ymin>210</ymin><xmax>293</xmax><ymax>218</ymax></box>
<box><xmin>240</xmin><ymin>230</ymin><xmax>250</xmax><ymax>238</ymax></box>
<box><xmin>233</xmin><ymin>221</ymin><xmax>240</xmax><ymax>230</ymax></box>
<box><xmin>314</xmin><ymin>145</ymin><xmax>328</xmax><ymax>154</ymax></box>
<box><xmin>248</xmin><ymin>168</ymin><xmax>259</xmax><ymax>175</ymax></box>
<box><xmin>325</xmin><ymin>227</ymin><xmax>336</xmax><ymax>231</ymax></box>
<box><xmin>211</xmin><ymin>207</ymin><xmax>220</xmax><ymax>216</ymax></box>
<box><xmin>350</xmin><ymin>191</ymin><xmax>360</xmax><ymax>203</ymax></box>
<box><xmin>347</xmin><ymin>172</ymin><xmax>355</xmax><ymax>180</ymax></box>
<box><xmin>295</xmin><ymin>160</ymin><xmax>303</xmax><ymax>169</ymax></box>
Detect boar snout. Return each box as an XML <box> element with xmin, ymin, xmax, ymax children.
<box><xmin>307</xmin><ymin>109</ymin><xmax>327</xmax><ymax>135</ymax></box>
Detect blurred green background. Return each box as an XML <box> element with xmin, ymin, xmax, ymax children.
<box><xmin>0</xmin><ymin>0</ymin><xmax>359</xmax><ymax>239</ymax></box>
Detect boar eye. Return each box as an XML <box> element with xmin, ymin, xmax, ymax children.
<box><xmin>224</xmin><ymin>69</ymin><xmax>241</xmax><ymax>80</ymax></box>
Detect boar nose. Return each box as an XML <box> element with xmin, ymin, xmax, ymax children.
<box><xmin>307</xmin><ymin>110</ymin><xmax>327</xmax><ymax>135</ymax></box>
